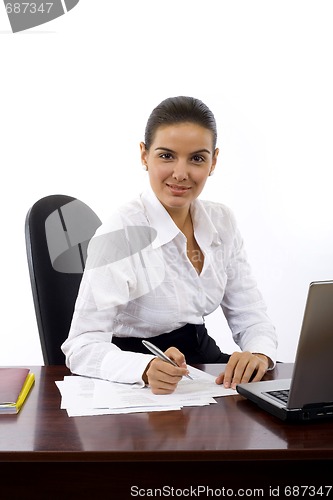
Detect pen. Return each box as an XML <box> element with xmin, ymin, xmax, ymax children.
<box><xmin>142</xmin><ymin>340</ymin><xmax>193</xmax><ymax>380</ymax></box>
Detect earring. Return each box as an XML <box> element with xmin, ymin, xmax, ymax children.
<box><xmin>142</xmin><ymin>164</ymin><xmax>148</xmax><ymax>171</ymax></box>
<box><xmin>209</xmin><ymin>170</ymin><xmax>214</xmax><ymax>176</ymax></box>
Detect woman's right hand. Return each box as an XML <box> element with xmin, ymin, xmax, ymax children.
<box><xmin>142</xmin><ymin>347</ymin><xmax>189</xmax><ymax>394</ymax></box>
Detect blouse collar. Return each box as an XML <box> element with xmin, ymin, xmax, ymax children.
<box><xmin>141</xmin><ymin>185</ymin><xmax>220</xmax><ymax>249</ymax></box>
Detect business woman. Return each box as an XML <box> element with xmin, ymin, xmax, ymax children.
<box><xmin>62</xmin><ymin>96</ymin><xmax>278</xmax><ymax>394</ymax></box>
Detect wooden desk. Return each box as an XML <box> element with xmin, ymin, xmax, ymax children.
<box><xmin>1</xmin><ymin>364</ymin><xmax>332</xmax><ymax>497</ymax></box>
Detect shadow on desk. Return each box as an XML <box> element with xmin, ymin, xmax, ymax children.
<box><xmin>33</xmin><ymin>366</ymin><xmax>83</xmax><ymax>453</ymax></box>
<box><xmin>236</xmin><ymin>395</ymin><xmax>333</xmax><ymax>451</ymax></box>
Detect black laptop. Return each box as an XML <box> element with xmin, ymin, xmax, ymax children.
<box><xmin>236</xmin><ymin>280</ymin><xmax>333</xmax><ymax>422</ymax></box>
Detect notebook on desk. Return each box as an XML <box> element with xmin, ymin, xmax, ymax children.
<box><xmin>236</xmin><ymin>280</ymin><xmax>333</xmax><ymax>422</ymax></box>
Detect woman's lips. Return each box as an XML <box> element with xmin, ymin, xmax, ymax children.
<box><xmin>166</xmin><ymin>183</ymin><xmax>191</xmax><ymax>194</ymax></box>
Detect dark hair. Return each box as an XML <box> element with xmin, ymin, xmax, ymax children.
<box><xmin>144</xmin><ymin>96</ymin><xmax>217</xmax><ymax>151</ymax></box>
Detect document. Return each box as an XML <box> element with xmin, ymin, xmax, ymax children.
<box><xmin>55</xmin><ymin>366</ymin><xmax>236</xmax><ymax>417</ymax></box>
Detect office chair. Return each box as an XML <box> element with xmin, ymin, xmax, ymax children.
<box><xmin>25</xmin><ymin>194</ymin><xmax>102</xmax><ymax>365</ymax></box>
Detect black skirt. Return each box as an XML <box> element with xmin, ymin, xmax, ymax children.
<box><xmin>112</xmin><ymin>323</ymin><xmax>230</xmax><ymax>364</ymax></box>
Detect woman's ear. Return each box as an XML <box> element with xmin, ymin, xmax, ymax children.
<box><xmin>140</xmin><ymin>142</ymin><xmax>148</xmax><ymax>168</ymax></box>
<box><xmin>209</xmin><ymin>147</ymin><xmax>219</xmax><ymax>175</ymax></box>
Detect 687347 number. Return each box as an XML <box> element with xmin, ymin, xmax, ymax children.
<box><xmin>5</xmin><ymin>3</ymin><xmax>53</xmax><ymax>14</ymax></box>
<box><xmin>284</xmin><ymin>485</ymin><xmax>332</xmax><ymax>496</ymax></box>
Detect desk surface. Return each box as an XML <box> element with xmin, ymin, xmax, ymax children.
<box><xmin>1</xmin><ymin>363</ymin><xmax>333</xmax><ymax>463</ymax></box>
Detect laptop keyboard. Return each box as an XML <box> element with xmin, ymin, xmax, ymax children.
<box><xmin>265</xmin><ymin>389</ymin><xmax>289</xmax><ymax>404</ymax></box>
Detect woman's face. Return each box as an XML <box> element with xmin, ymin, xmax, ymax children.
<box><xmin>140</xmin><ymin>122</ymin><xmax>219</xmax><ymax>218</ymax></box>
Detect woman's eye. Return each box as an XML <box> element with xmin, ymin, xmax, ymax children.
<box><xmin>159</xmin><ymin>153</ymin><xmax>173</xmax><ymax>160</ymax></box>
<box><xmin>192</xmin><ymin>155</ymin><xmax>205</xmax><ymax>163</ymax></box>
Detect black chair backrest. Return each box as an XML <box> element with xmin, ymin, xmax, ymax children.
<box><xmin>25</xmin><ymin>195</ymin><xmax>102</xmax><ymax>365</ymax></box>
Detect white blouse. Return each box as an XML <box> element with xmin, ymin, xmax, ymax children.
<box><xmin>61</xmin><ymin>186</ymin><xmax>278</xmax><ymax>385</ymax></box>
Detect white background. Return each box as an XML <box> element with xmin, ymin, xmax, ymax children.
<box><xmin>1</xmin><ymin>0</ymin><xmax>332</xmax><ymax>365</ymax></box>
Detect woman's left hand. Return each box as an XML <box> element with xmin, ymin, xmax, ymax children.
<box><xmin>215</xmin><ymin>351</ymin><xmax>270</xmax><ymax>390</ymax></box>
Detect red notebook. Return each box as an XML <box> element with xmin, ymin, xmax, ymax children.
<box><xmin>0</xmin><ymin>368</ymin><xmax>34</xmax><ymax>414</ymax></box>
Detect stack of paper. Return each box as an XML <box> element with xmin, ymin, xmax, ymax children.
<box><xmin>55</xmin><ymin>366</ymin><xmax>236</xmax><ymax>417</ymax></box>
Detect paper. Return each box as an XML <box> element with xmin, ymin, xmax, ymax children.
<box><xmin>55</xmin><ymin>366</ymin><xmax>236</xmax><ymax>417</ymax></box>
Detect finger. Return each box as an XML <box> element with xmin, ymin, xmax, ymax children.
<box><xmin>225</xmin><ymin>352</ymin><xmax>259</xmax><ymax>388</ymax></box>
<box><xmin>232</xmin><ymin>354</ymin><xmax>267</xmax><ymax>385</ymax></box>
<box><xmin>229</xmin><ymin>360</ymin><xmax>251</xmax><ymax>389</ymax></box>
<box><xmin>234</xmin><ymin>362</ymin><xmax>257</xmax><ymax>386</ymax></box>
<box><xmin>215</xmin><ymin>372</ymin><xmax>224</xmax><ymax>385</ymax></box>
<box><xmin>150</xmin><ymin>357</ymin><xmax>186</xmax><ymax>379</ymax></box>
<box><xmin>147</xmin><ymin>358</ymin><xmax>185</xmax><ymax>394</ymax></box>
<box><xmin>148</xmin><ymin>370</ymin><xmax>182</xmax><ymax>394</ymax></box>
<box><xmin>249</xmin><ymin>358</ymin><xmax>268</xmax><ymax>383</ymax></box>
<box><xmin>165</xmin><ymin>347</ymin><xmax>187</xmax><ymax>367</ymax></box>
<box><xmin>217</xmin><ymin>352</ymin><xmax>269</xmax><ymax>388</ymax></box>
<box><xmin>222</xmin><ymin>352</ymin><xmax>244</xmax><ymax>388</ymax></box>
<box><xmin>250</xmin><ymin>370</ymin><xmax>265</xmax><ymax>383</ymax></box>
<box><xmin>150</xmin><ymin>379</ymin><xmax>180</xmax><ymax>394</ymax></box>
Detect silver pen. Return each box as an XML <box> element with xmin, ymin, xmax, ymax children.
<box><xmin>142</xmin><ymin>340</ymin><xmax>193</xmax><ymax>380</ymax></box>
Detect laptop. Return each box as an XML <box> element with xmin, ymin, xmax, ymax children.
<box><xmin>236</xmin><ymin>280</ymin><xmax>333</xmax><ymax>422</ymax></box>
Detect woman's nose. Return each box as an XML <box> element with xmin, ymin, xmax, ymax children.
<box><xmin>172</xmin><ymin>161</ymin><xmax>188</xmax><ymax>181</ymax></box>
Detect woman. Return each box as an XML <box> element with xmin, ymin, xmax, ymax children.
<box><xmin>62</xmin><ymin>96</ymin><xmax>277</xmax><ymax>394</ymax></box>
